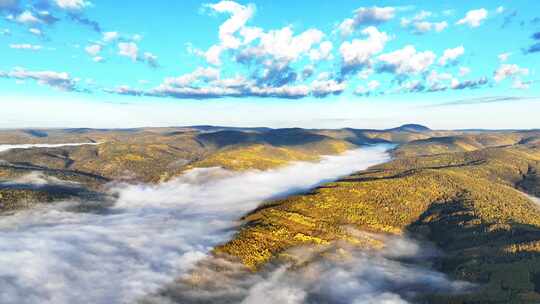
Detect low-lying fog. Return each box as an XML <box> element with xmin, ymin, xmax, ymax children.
<box><xmin>0</xmin><ymin>145</ymin><xmax>469</xmax><ymax>304</ymax></box>
<box><xmin>0</xmin><ymin>143</ymin><xmax>100</xmax><ymax>153</ymax></box>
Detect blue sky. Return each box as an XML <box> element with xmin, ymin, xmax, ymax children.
<box><xmin>0</xmin><ymin>0</ymin><xmax>539</xmax><ymax>129</ymax></box>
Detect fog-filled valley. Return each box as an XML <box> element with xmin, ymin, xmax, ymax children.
<box><xmin>1</xmin><ymin>145</ymin><xmax>402</xmax><ymax>304</ymax></box>
<box><xmin>1</xmin><ymin>126</ymin><xmax>540</xmax><ymax>303</ymax></box>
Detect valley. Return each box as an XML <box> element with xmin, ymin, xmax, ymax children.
<box><xmin>0</xmin><ymin>125</ymin><xmax>539</xmax><ymax>303</ymax></box>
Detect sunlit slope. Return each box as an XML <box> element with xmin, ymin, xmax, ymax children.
<box><xmin>393</xmin><ymin>131</ymin><xmax>540</xmax><ymax>157</ymax></box>
<box><xmin>215</xmin><ymin>143</ymin><xmax>540</xmax><ymax>303</ymax></box>
<box><xmin>0</xmin><ymin>127</ymin><xmax>360</xmax><ymax>211</ymax></box>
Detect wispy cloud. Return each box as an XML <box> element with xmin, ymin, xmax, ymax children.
<box><xmin>0</xmin><ymin>67</ymin><xmax>80</xmax><ymax>91</ymax></box>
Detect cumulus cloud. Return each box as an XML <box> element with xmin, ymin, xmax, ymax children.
<box><xmin>337</xmin><ymin>6</ymin><xmax>395</xmax><ymax>36</ymax></box>
<box><xmin>113</xmin><ymin>39</ymin><xmax>159</xmax><ymax>67</ymax></box>
<box><xmin>238</xmin><ymin>26</ymin><xmax>324</xmax><ymax>68</ymax></box>
<box><xmin>411</xmin><ymin>21</ymin><xmax>448</xmax><ymax>34</ymax></box>
<box><xmin>378</xmin><ymin>45</ymin><xmax>436</xmax><ymax>75</ymax></box>
<box><xmin>456</xmin><ymin>8</ymin><xmax>488</xmax><ymax>27</ymax></box>
<box><xmin>12</xmin><ymin>10</ymin><xmax>42</xmax><ymax>24</ymax></box>
<box><xmin>0</xmin><ymin>145</ymin><xmax>392</xmax><ymax>304</ymax></box>
<box><xmin>339</xmin><ymin>26</ymin><xmax>389</xmax><ymax>74</ymax></box>
<box><xmin>401</xmin><ymin>11</ymin><xmax>447</xmax><ymax>34</ymax></box>
<box><xmin>200</xmin><ymin>0</ymin><xmax>256</xmax><ymax>65</ymax></box>
<box><xmin>207</xmin><ymin>0</ymin><xmax>255</xmax><ymax>49</ymax></box>
<box><xmin>493</xmin><ymin>64</ymin><xmax>529</xmax><ymax>82</ymax></box>
<box><xmin>354</xmin><ymin>80</ymin><xmax>380</xmax><ymax>96</ymax></box>
<box><xmin>309</xmin><ymin>41</ymin><xmax>333</xmax><ymax>61</ymax></box>
<box><xmin>426</xmin><ymin>70</ymin><xmax>455</xmax><ymax>91</ymax></box>
<box><xmin>85</xmin><ymin>43</ymin><xmax>102</xmax><ymax>56</ymax></box>
<box><xmin>108</xmin><ymin>64</ymin><xmax>348</xmax><ymax>100</ymax></box>
<box><xmin>398</xmin><ymin>79</ymin><xmax>426</xmax><ymax>93</ymax></box>
<box><xmin>118</xmin><ymin>42</ymin><xmax>138</xmax><ymax>61</ymax></box>
<box><xmin>9</xmin><ymin>43</ymin><xmax>42</xmax><ymax>50</ymax></box>
<box><xmin>103</xmin><ymin>31</ymin><xmax>119</xmax><ymax>42</ymax></box>
<box><xmin>352</xmin><ymin>6</ymin><xmax>396</xmax><ymax>26</ymax></box>
<box><xmin>0</xmin><ymin>67</ymin><xmax>79</xmax><ymax>91</ymax></box>
<box><xmin>439</xmin><ymin>46</ymin><xmax>465</xmax><ymax>66</ymax></box>
<box><xmin>164</xmin><ymin>67</ymin><xmax>220</xmax><ymax>87</ymax></box>
<box><xmin>310</xmin><ymin>78</ymin><xmax>346</xmax><ymax>97</ymax></box>
<box><xmin>451</xmin><ymin>77</ymin><xmax>488</xmax><ymax>90</ymax></box>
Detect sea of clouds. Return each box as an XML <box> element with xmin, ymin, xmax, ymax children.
<box><xmin>145</xmin><ymin>231</ymin><xmax>473</xmax><ymax>304</ymax></box>
<box><xmin>0</xmin><ymin>145</ymin><xmax>407</xmax><ymax>304</ymax></box>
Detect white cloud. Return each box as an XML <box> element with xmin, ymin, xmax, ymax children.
<box><xmin>118</xmin><ymin>42</ymin><xmax>139</xmax><ymax>61</ymax></box>
<box><xmin>311</xmin><ymin>79</ymin><xmax>346</xmax><ymax>97</ymax></box>
<box><xmin>355</xmin><ymin>80</ymin><xmax>380</xmax><ymax>95</ymax></box>
<box><xmin>14</xmin><ymin>10</ymin><xmax>41</xmax><ymax>24</ymax></box>
<box><xmin>165</xmin><ymin>67</ymin><xmax>221</xmax><ymax>87</ymax></box>
<box><xmin>427</xmin><ymin>70</ymin><xmax>453</xmax><ymax>85</ymax></box>
<box><xmin>378</xmin><ymin>45</ymin><xmax>436</xmax><ymax>75</ymax></box>
<box><xmin>92</xmin><ymin>56</ymin><xmax>104</xmax><ymax>63</ymax></box>
<box><xmin>85</xmin><ymin>44</ymin><xmax>102</xmax><ymax>56</ymax></box>
<box><xmin>201</xmin><ymin>0</ymin><xmax>256</xmax><ymax>65</ymax></box>
<box><xmin>340</xmin><ymin>26</ymin><xmax>389</xmax><ymax>70</ymax></box>
<box><xmin>9</xmin><ymin>43</ymin><xmax>42</xmax><ymax>50</ymax></box>
<box><xmin>207</xmin><ymin>0</ymin><xmax>255</xmax><ymax>49</ymax></box>
<box><xmin>412</xmin><ymin>21</ymin><xmax>448</xmax><ymax>34</ymax></box>
<box><xmin>29</xmin><ymin>28</ymin><xmax>42</xmax><ymax>36</ymax></box>
<box><xmin>309</xmin><ymin>41</ymin><xmax>333</xmax><ymax>61</ymax></box>
<box><xmin>251</xmin><ymin>27</ymin><xmax>324</xmax><ymax>65</ymax></box>
<box><xmin>433</xmin><ymin>21</ymin><xmax>449</xmax><ymax>32</ymax></box>
<box><xmin>459</xmin><ymin>67</ymin><xmax>471</xmax><ymax>76</ymax></box>
<box><xmin>0</xmin><ymin>67</ymin><xmax>77</xmax><ymax>91</ymax></box>
<box><xmin>203</xmin><ymin>44</ymin><xmax>223</xmax><ymax>66</ymax></box>
<box><xmin>498</xmin><ymin>52</ymin><xmax>511</xmax><ymax>62</ymax></box>
<box><xmin>103</xmin><ymin>31</ymin><xmax>119</xmax><ymax>42</ymax></box>
<box><xmin>337</xmin><ymin>18</ymin><xmax>354</xmax><ymax>36</ymax></box>
<box><xmin>494</xmin><ymin>64</ymin><xmax>529</xmax><ymax>82</ymax></box>
<box><xmin>0</xmin><ymin>146</ymin><xmax>391</xmax><ymax>304</ymax></box>
<box><xmin>439</xmin><ymin>46</ymin><xmax>465</xmax><ymax>66</ymax></box>
<box><xmin>456</xmin><ymin>8</ymin><xmax>488</xmax><ymax>27</ymax></box>
<box><xmin>55</xmin><ymin>0</ymin><xmax>90</xmax><ymax>11</ymax></box>
<box><xmin>353</xmin><ymin>6</ymin><xmax>396</xmax><ymax>25</ymax></box>
<box><xmin>338</xmin><ymin>6</ymin><xmax>395</xmax><ymax>36</ymax></box>
<box><xmin>496</xmin><ymin>6</ymin><xmax>505</xmax><ymax>14</ymax></box>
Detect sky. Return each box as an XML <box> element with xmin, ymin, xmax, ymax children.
<box><xmin>0</xmin><ymin>0</ymin><xmax>539</xmax><ymax>129</ymax></box>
